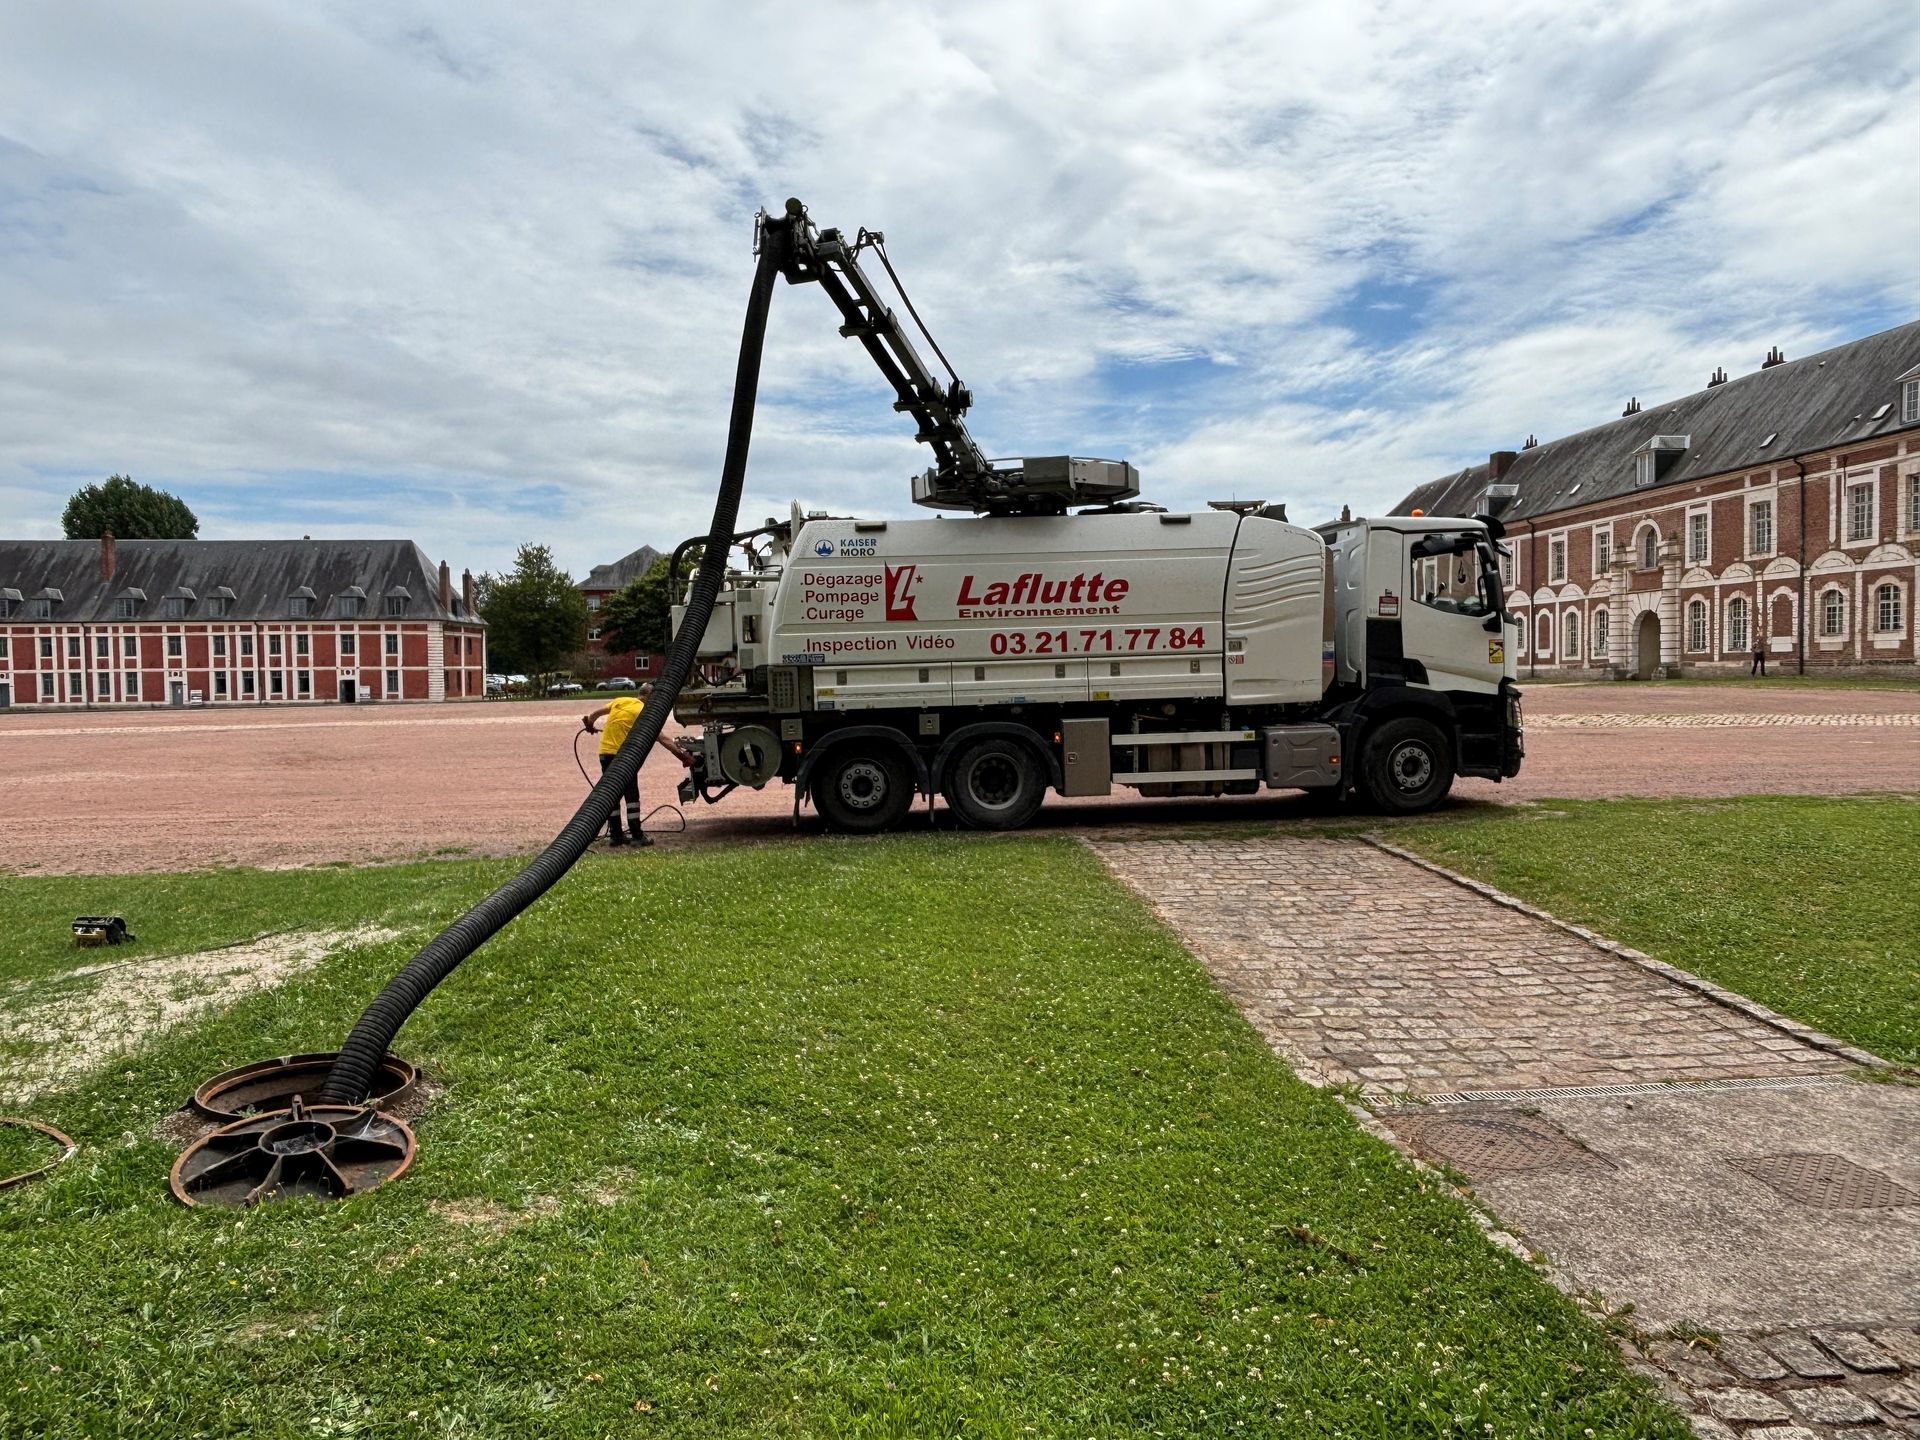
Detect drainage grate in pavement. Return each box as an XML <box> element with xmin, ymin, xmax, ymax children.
<box><xmin>1397</xmin><ymin>1110</ymin><xmax>1610</xmax><ymax>1180</ymax></box>
<box><xmin>1725</xmin><ymin>1152</ymin><xmax>1920</xmax><ymax>1209</ymax></box>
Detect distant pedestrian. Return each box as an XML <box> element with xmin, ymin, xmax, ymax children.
<box><xmin>1750</xmin><ymin>630</ymin><xmax>1767</xmax><ymax>677</ymax></box>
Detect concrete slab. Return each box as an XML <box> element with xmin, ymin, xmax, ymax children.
<box><xmin>1457</xmin><ymin>1082</ymin><xmax>1920</xmax><ymax>1332</ymax></box>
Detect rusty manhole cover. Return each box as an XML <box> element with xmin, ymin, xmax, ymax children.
<box><xmin>1725</xmin><ymin>1153</ymin><xmax>1920</xmax><ymax>1209</ymax></box>
<box><xmin>1397</xmin><ymin>1110</ymin><xmax>1608</xmax><ymax>1180</ymax></box>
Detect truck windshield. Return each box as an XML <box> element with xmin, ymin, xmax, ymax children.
<box><xmin>1410</xmin><ymin>531</ymin><xmax>1499</xmax><ymax>618</ymax></box>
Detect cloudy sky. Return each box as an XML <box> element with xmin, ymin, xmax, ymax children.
<box><xmin>3</xmin><ymin>1</ymin><xmax>1917</xmax><ymax>577</ymax></box>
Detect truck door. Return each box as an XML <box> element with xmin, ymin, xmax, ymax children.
<box><xmin>1400</xmin><ymin>530</ymin><xmax>1505</xmax><ymax>696</ymax></box>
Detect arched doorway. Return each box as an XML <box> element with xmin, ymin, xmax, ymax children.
<box><xmin>1634</xmin><ymin>610</ymin><xmax>1660</xmax><ymax>680</ymax></box>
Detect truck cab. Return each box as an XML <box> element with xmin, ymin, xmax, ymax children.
<box><xmin>1317</xmin><ymin>514</ymin><xmax>1523</xmax><ymax>797</ymax></box>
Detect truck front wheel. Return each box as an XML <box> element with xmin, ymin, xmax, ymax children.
<box><xmin>1359</xmin><ymin>716</ymin><xmax>1454</xmax><ymax>815</ymax></box>
<box><xmin>944</xmin><ymin>736</ymin><xmax>1047</xmax><ymax>831</ymax></box>
<box><xmin>813</xmin><ymin>748</ymin><xmax>914</xmax><ymax>834</ymax></box>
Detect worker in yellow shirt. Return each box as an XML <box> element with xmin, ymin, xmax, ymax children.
<box><xmin>581</xmin><ymin>684</ymin><xmax>693</xmax><ymax>847</ymax></box>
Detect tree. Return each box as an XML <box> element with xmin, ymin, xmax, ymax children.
<box><xmin>478</xmin><ymin>544</ymin><xmax>587</xmax><ymax>682</ymax></box>
<box><xmin>62</xmin><ymin>474</ymin><xmax>200</xmax><ymax>539</ymax></box>
<box><xmin>598</xmin><ymin>549</ymin><xmax>698</xmax><ymax>659</ymax></box>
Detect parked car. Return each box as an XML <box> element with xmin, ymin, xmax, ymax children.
<box><xmin>485</xmin><ymin>676</ymin><xmax>506</xmax><ymax>697</ymax></box>
<box><xmin>602</xmin><ymin>676</ymin><xmax>638</xmax><ymax>690</ymax></box>
<box><xmin>547</xmin><ymin>680</ymin><xmax>584</xmax><ymax>695</ymax></box>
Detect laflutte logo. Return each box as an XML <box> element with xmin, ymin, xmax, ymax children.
<box><xmin>883</xmin><ymin>564</ymin><xmax>920</xmax><ymax>621</ymax></box>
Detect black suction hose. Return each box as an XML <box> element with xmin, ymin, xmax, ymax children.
<box><xmin>321</xmin><ymin>233</ymin><xmax>784</xmax><ymax>1104</ymax></box>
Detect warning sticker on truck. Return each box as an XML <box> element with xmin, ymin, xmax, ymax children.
<box><xmin>1378</xmin><ymin>591</ymin><xmax>1400</xmax><ymax>618</ymax></box>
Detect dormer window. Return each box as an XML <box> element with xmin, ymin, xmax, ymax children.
<box><xmin>114</xmin><ymin>587</ymin><xmax>148</xmax><ymax>619</ymax></box>
<box><xmin>206</xmin><ymin>586</ymin><xmax>235</xmax><ymax>618</ymax></box>
<box><xmin>1903</xmin><ymin>376</ymin><xmax>1920</xmax><ymax>424</ymax></box>
<box><xmin>289</xmin><ymin>585</ymin><xmax>316</xmax><ymax>618</ymax></box>
<box><xmin>29</xmin><ymin>587</ymin><xmax>62</xmax><ymax>619</ymax></box>
<box><xmin>0</xmin><ymin>587</ymin><xmax>18</xmax><ymax>619</ymax></box>
<box><xmin>1632</xmin><ymin>434</ymin><xmax>1690</xmax><ymax>489</ymax></box>
<box><xmin>164</xmin><ymin>597</ymin><xmax>188</xmax><ymax>619</ymax></box>
<box><xmin>337</xmin><ymin>585</ymin><xmax>367</xmax><ymax>618</ymax></box>
<box><xmin>383</xmin><ymin>584</ymin><xmax>410</xmax><ymax>618</ymax></box>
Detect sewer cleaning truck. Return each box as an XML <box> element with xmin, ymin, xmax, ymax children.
<box><xmin>667</xmin><ymin>201</ymin><xmax>1523</xmax><ymax>830</ymax></box>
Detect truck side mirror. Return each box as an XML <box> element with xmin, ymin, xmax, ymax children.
<box><xmin>1483</xmin><ymin>614</ymin><xmax>1503</xmax><ymax>633</ymax></box>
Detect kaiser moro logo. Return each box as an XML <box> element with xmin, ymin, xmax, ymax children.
<box><xmin>884</xmin><ymin>564</ymin><xmax>921</xmax><ymax>621</ymax></box>
<box><xmin>813</xmin><ymin>538</ymin><xmax>835</xmax><ymax>557</ymax></box>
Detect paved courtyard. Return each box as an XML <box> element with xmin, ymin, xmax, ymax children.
<box><xmin>1</xmin><ymin>680</ymin><xmax>1915</xmax><ymax>875</ymax></box>
<box><xmin>1089</xmin><ymin>831</ymin><xmax>1920</xmax><ymax>1438</ymax></box>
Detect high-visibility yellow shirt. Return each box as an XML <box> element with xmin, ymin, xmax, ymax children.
<box><xmin>598</xmin><ymin>697</ymin><xmax>644</xmax><ymax>755</ymax></box>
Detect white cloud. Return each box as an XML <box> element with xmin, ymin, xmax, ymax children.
<box><xmin>0</xmin><ymin>0</ymin><xmax>1914</xmax><ymax>575</ymax></box>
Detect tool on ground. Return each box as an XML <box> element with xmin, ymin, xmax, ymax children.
<box><xmin>71</xmin><ymin>915</ymin><xmax>134</xmax><ymax>947</ymax></box>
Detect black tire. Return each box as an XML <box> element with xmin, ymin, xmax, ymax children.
<box><xmin>1359</xmin><ymin>716</ymin><xmax>1454</xmax><ymax>815</ymax></box>
<box><xmin>944</xmin><ymin>736</ymin><xmax>1047</xmax><ymax>831</ymax></box>
<box><xmin>813</xmin><ymin>747</ymin><xmax>914</xmax><ymax>834</ymax></box>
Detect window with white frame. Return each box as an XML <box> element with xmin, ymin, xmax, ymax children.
<box><xmin>207</xmin><ymin>596</ymin><xmax>230</xmax><ymax>618</ymax></box>
<box><xmin>1749</xmin><ymin>499</ymin><xmax>1772</xmax><ymax>554</ymax></box>
<box><xmin>95</xmin><ymin>634</ymin><xmax>109</xmax><ymax>659</ymax></box>
<box><xmin>1562</xmin><ymin>610</ymin><xmax>1580</xmax><ymax>658</ymax></box>
<box><xmin>295</xmin><ymin>633</ymin><xmax>309</xmax><ymax>657</ymax></box>
<box><xmin>1593</xmin><ymin>608</ymin><xmax>1609</xmax><ymax>657</ymax></box>
<box><xmin>1877</xmin><ymin>583</ymin><xmax>1904</xmax><ymax>633</ymax></box>
<box><xmin>384</xmin><ymin>633</ymin><xmax>399</xmax><ymax>657</ymax></box>
<box><xmin>40</xmin><ymin>673</ymin><xmax>54</xmax><ymax>700</ymax></box>
<box><xmin>1726</xmin><ymin>595</ymin><xmax>1750</xmax><ymax>652</ymax></box>
<box><xmin>297</xmin><ymin>669</ymin><xmax>311</xmax><ymax>698</ymax></box>
<box><xmin>214</xmin><ymin>672</ymin><xmax>228</xmax><ymax>698</ymax></box>
<box><xmin>164</xmin><ymin>596</ymin><xmax>187</xmax><ymax>620</ymax></box>
<box><xmin>1639</xmin><ymin>527</ymin><xmax>1659</xmax><ymax>568</ymax></box>
<box><xmin>114</xmin><ymin>596</ymin><xmax>138</xmax><ymax>619</ymax></box>
<box><xmin>240</xmin><ymin>634</ymin><xmax>253</xmax><ymax>657</ymax></box>
<box><xmin>1548</xmin><ymin>537</ymin><xmax>1566</xmax><ymax>583</ymax></box>
<box><xmin>39</xmin><ymin>635</ymin><xmax>52</xmax><ymax>659</ymax></box>
<box><xmin>1821</xmin><ymin>588</ymin><xmax>1846</xmax><ymax>636</ymax></box>
<box><xmin>1904</xmin><ymin>377</ymin><xmax>1920</xmax><ymax>423</ymax></box>
<box><xmin>1908</xmin><ymin>473</ymin><xmax>1920</xmax><ymax>534</ymax></box>
<box><xmin>1593</xmin><ymin>530</ymin><xmax>1610</xmax><ymax>574</ymax></box>
<box><xmin>212</xmin><ymin>634</ymin><xmax>226</xmax><ymax>658</ymax></box>
<box><xmin>95</xmin><ymin>670</ymin><xmax>109</xmax><ymax>697</ymax></box>
<box><xmin>242</xmin><ymin>671</ymin><xmax>255</xmax><ymax>697</ymax></box>
<box><xmin>1499</xmin><ymin>549</ymin><xmax>1513</xmax><ymax>585</ymax></box>
<box><xmin>1687</xmin><ymin>598</ymin><xmax>1708</xmax><ymax>652</ymax></box>
<box><xmin>289</xmin><ymin>596</ymin><xmax>311</xmax><ymax>618</ymax></box>
<box><xmin>271</xmin><ymin>671</ymin><xmax>284</xmax><ymax>697</ymax></box>
<box><xmin>386</xmin><ymin>668</ymin><xmax>400</xmax><ymax>695</ymax></box>
<box><xmin>166</xmin><ymin>635</ymin><xmax>182</xmax><ymax>659</ymax></box>
<box><xmin>67</xmin><ymin>672</ymin><xmax>82</xmax><ymax>698</ymax></box>
<box><xmin>1687</xmin><ymin>511</ymin><xmax>1709</xmax><ymax>563</ymax></box>
<box><xmin>30</xmin><ymin>598</ymin><xmax>52</xmax><ymax>619</ymax></box>
<box><xmin>1848</xmin><ymin>482</ymin><xmax>1874</xmax><ymax>541</ymax></box>
<box><xmin>122</xmin><ymin>634</ymin><xmax>136</xmax><ymax>658</ymax></box>
<box><xmin>66</xmin><ymin>635</ymin><xmax>80</xmax><ymax>659</ymax></box>
<box><xmin>125</xmin><ymin>671</ymin><xmax>139</xmax><ymax>698</ymax></box>
<box><xmin>1536</xmin><ymin>612</ymin><xmax>1552</xmax><ymax>656</ymax></box>
<box><xmin>341</xmin><ymin>632</ymin><xmax>356</xmax><ymax>656</ymax></box>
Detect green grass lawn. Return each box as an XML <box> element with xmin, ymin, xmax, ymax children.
<box><xmin>1391</xmin><ymin>795</ymin><xmax>1920</xmax><ymax>1065</ymax></box>
<box><xmin>0</xmin><ymin>838</ymin><xmax>1685</xmax><ymax>1438</ymax></box>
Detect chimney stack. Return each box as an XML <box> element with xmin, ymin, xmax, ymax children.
<box><xmin>1761</xmin><ymin>346</ymin><xmax>1786</xmax><ymax>369</ymax></box>
<box><xmin>1339</xmin><ymin>504</ymin><xmax>1352</xmax><ymax>523</ymax></box>
<box><xmin>1707</xmin><ymin>366</ymin><xmax>1728</xmax><ymax>387</ymax></box>
<box><xmin>1622</xmin><ymin>397</ymin><xmax>1642</xmax><ymax>416</ymax></box>
<box><xmin>438</xmin><ymin>559</ymin><xmax>452</xmax><ymax>612</ymax></box>
<box><xmin>462</xmin><ymin>568</ymin><xmax>477</xmax><ymax>615</ymax></box>
<box><xmin>1522</xmin><ymin>433</ymin><xmax>1538</xmax><ymax>449</ymax></box>
<box><xmin>1488</xmin><ymin>450</ymin><xmax>1518</xmax><ymax>482</ymax></box>
<box><xmin>100</xmin><ymin>529</ymin><xmax>116</xmax><ymax>583</ymax></box>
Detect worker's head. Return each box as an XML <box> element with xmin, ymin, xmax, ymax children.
<box><xmin>639</xmin><ymin>682</ymin><xmax>653</xmax><ymax>696</ymax></box>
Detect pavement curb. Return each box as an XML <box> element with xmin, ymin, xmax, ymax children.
<box><xmin>1358</xmin><ymin>834</ymin><xmax>1893</xmax><ymax>1074</ymax></box>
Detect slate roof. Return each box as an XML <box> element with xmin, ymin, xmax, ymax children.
<box><xmin>0</xmin><ymin>539</ymin><xmax>481</xmax><ymax>625</ymax></box>
<box><xmin>1394</xmin><ymin>318</ymin><xmax>1920</xmax><ymax>523</ymax></box>
<box><xmin>582</xmin><ymin>543</ymin><xmax>664</xmax><ymax>592</ymax></box>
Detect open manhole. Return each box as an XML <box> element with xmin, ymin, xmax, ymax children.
<box><xmin>1725</xmin><ymin>1153</ymin><xmax>1920</xmax><ymax>1209</ymax></box>
<box><xmin>1396</xmin><ymin>1110</ymin><xmax>1610</xmax><ymax>1180</ymax></box>
<box><xmin>191</xmin><ymin>1052</ymin><xmax>415</xmax><ymax>1122</ymax></box>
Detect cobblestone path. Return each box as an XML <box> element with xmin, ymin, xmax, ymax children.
<box><xmin>1086</xmin><ymin>834</ymin><xmax>1852</xmax><ymax>1097</ymax></box>
<box><xmin>1088</xmin><ymin>834</ymin><xmax>1917</xmax><ymax>1438</ymax></box>
<box><xmin>1530</xmin><ymin>711</ymin><xmax>1920</xmax><ymax>728</ymax></box>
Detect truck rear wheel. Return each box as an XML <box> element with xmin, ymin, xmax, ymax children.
<box><xmin>944</xmin><ymin>736</ymin><xmax>1046</xmax><ymax>831</ymax></box>
<box><xmin>1359</xmin><ymin>716</ymin><xmax>1453</xmax><ymax>815</ymax></box>
<box><xmin>813</xmin><ymin>748</ymin><xmax>914</xmax><ymax>834</ymax></box>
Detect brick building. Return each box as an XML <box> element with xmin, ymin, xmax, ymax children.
<box><xmin>0</xmin><ymin>536</ymin><xmax>486</xmax><ymax>709</ymax></box>
<box><xmin>1396</xmin><ymin>319</ymin><xmax>1920</xmax><ymax>678</ymax></box>
<box><xmin>579</xmin><ymin>543</ymin><xmax>663</xmax><ymax>683</ymax></box>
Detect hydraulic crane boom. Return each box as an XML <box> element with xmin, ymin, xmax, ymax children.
<box><xmin>758</xmin><ymin>198</ymin><xmax>1139</xmax><ymax>516</ymax></box>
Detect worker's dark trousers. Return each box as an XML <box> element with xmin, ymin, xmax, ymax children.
<box><xmin>1751</xmin><ymin>653</ymin><xmax>1766</xmax><ymax>676</ymax></box>
<box><xmin>598</xmin><ymin>753</ymin><xmax>642</xmax><ymax>840</ymax></box>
